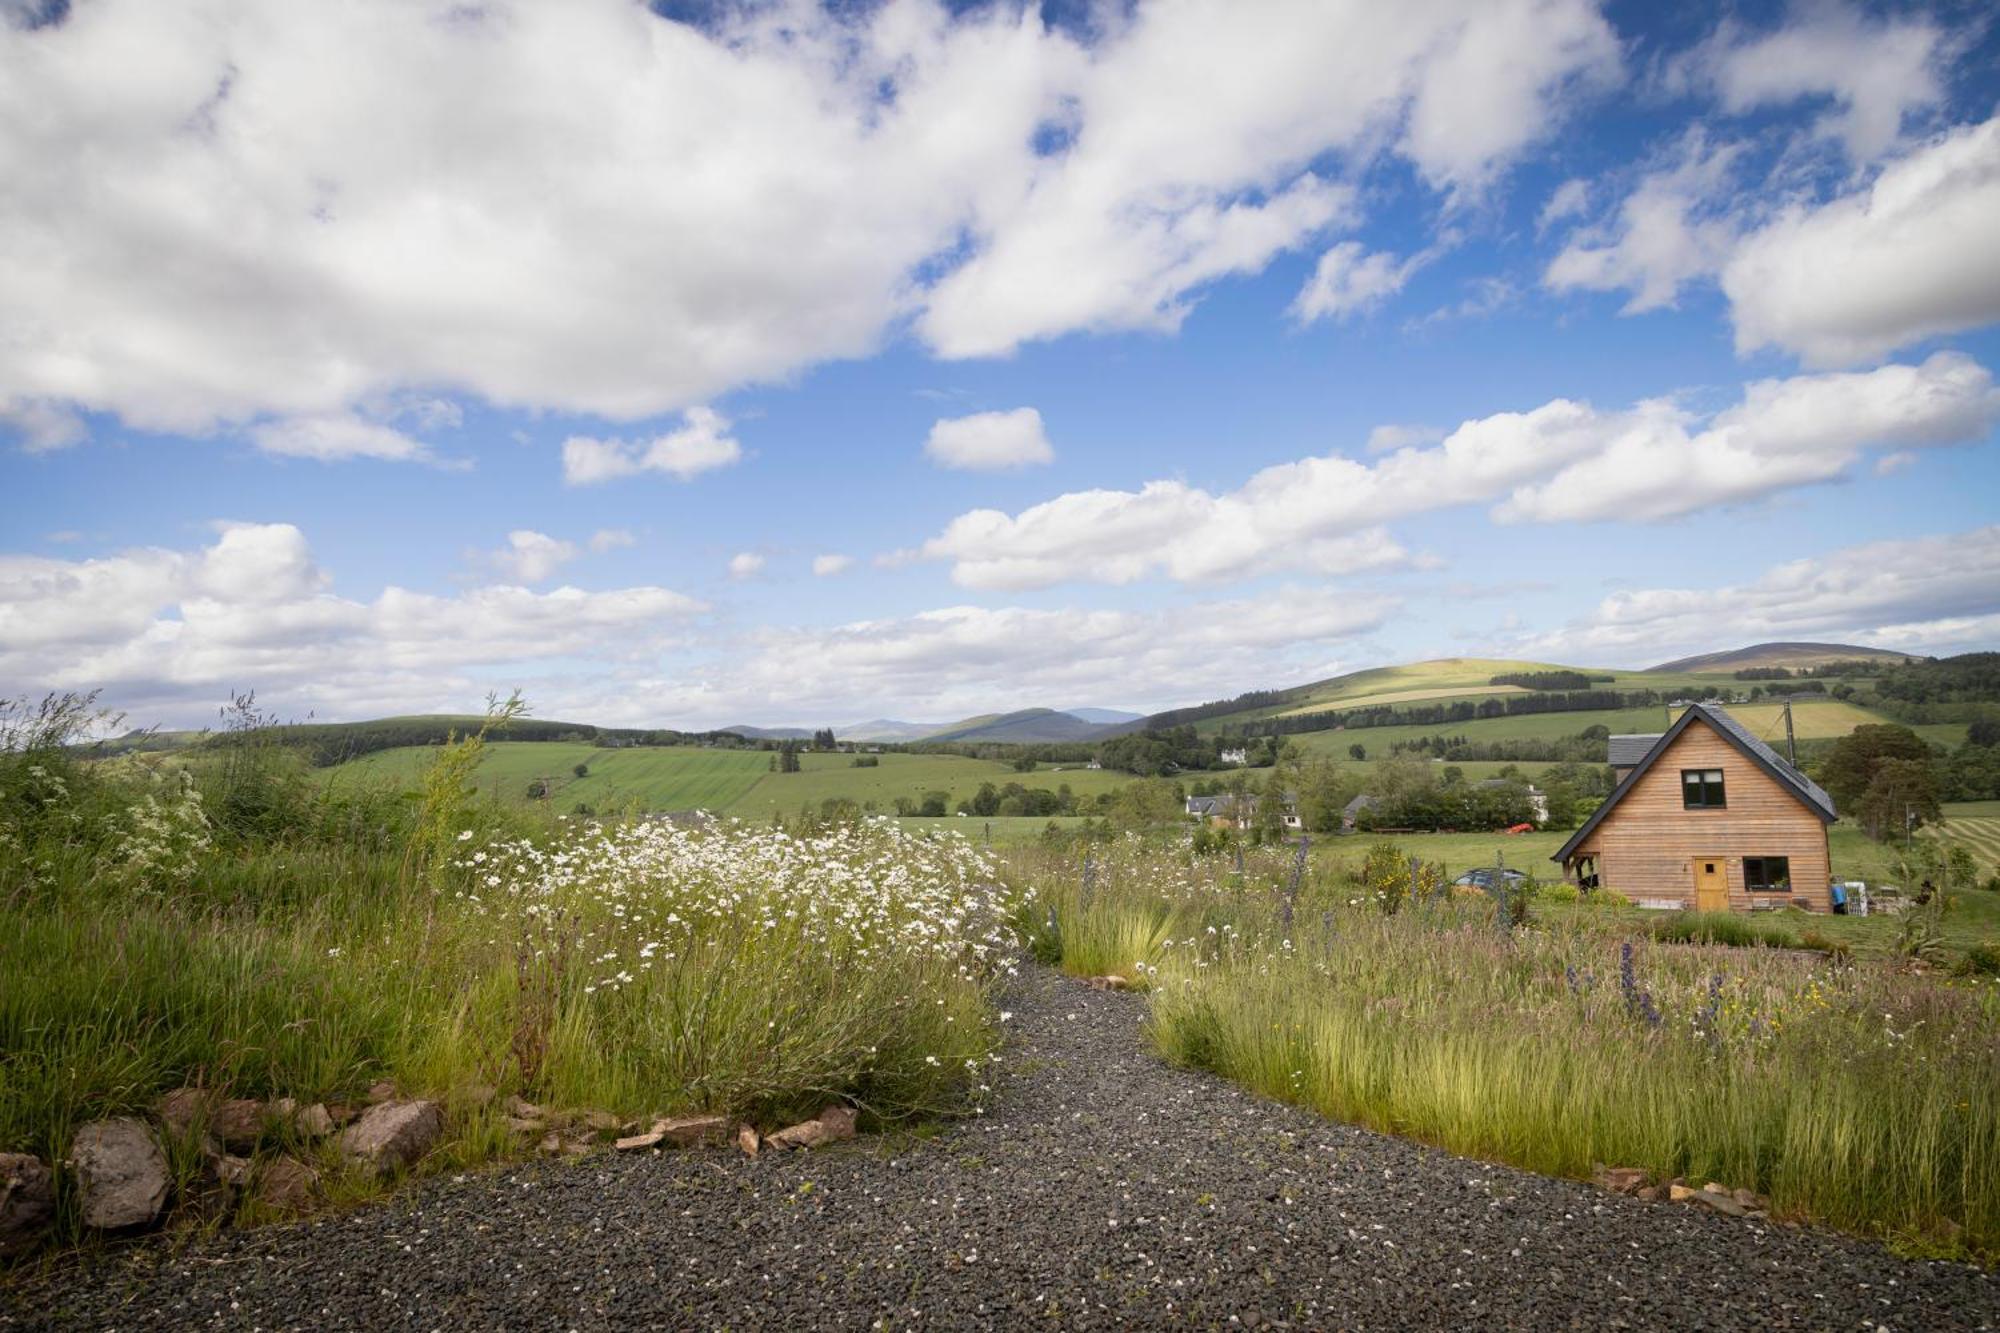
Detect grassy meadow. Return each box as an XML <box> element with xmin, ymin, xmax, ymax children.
<box><xmin>0</xmin><ymin>697</ymin><xmax>1026</xmax><ymax>1254</ymax></box>
<box><xmin>1009</xmin><ymin>836</ymin><xmax>2000</xmax><ymax>1262</ymax></box>
<box><xmin>329</xmin><ymin>740</ymin><xmax>772</xmax><ymax>812</ymax></box>
<box><xmin>326</xmin><ymin>741</ymin><xmax>1137</xmax><ymax>820</ymax></box>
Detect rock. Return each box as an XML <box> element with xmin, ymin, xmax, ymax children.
<box><xmin>1635</xmin><ymin>1186</ymin><xmax>1663</xmax><ymax>1203</ymax></box>
<box><xmin>211</xmin><ymin>1097</ymin><xmax>268</xmax><ymax>1152</ymax></box>
<box><xmin>508</xmin><ymin>1096</ymin><xmax>542</xmax><ymax>1119</ymax></box>
<box><xmin>338</xmin><ymin>1099</ymin><xmax>443</xmax><ymax>1176</ymax></box>
<box><xmin>325</xmin><ymin>1103</ymin><xmax>358</xmax><ymax>1127</ymax></box>
<box><xmin>365</xmin><ymin>1080</ymin><xmax>397</xmax><ymax>1105</ymax></box>
<box><xmin>505</xmin><ymin>1116</ymin><xmax>545</xmax><ymax>1137</ymax></box>
<box><xmin>1667</xmin><ymin>1183</ymin><xmax>1698</xmax><ymax>1203</ymax></box>
<box><xmin>295</xmin><ymin>1103</ymin><xmax>336</xmax><ymax>1138</ymax></box>
<box><xmin>0</xmin><ymin>1153</ymin><xmax>55</xmax><ymax>1257</ymax></box>
<box><xmin>736</xmin><ymin>1124</ymin><xmax>760</xmax><ymax>1159</ymax></box>
<box><xmin>462</xmin><ymin>1084</ymin><xmax>498</xmax><ymax>1109</ymax></box>
<box><xmin>767</xmin><ymin>1106</ymin><xmax>858</xmax><ymax>1151</ymax></box>
<box><xmin>1732</xmin><ymin>1187</ymin><xmax>1759</xmax><ymax>1208</ymax></box>
<box><xmin>614</xmin><ymin>1131</ymin><xmax>664</xmax><ymax>1152</ymax></box>
<box><xmin>577</xmin><ymin>1109</ymin><xmax>622</xmax><ymax>1136</ymax></box>
<box><xmin>1592</xmin><ymin>1165</ymin><xmax>1649</xmax><ymax>1195</ymax></box>
<box><xmin>1693</xmin><ymin>1188</ymin><xmax>1747</xmax><ymax>1217</ymax></box>
<box><xmin>216</xmin><ymin>1151</ymin><xmax>253</xmax><ymax>1189</ymax></box>
<box><xmin>156</xmin><ymin>1087</ymin><xmax>210</xmax><ymax>1141</ymax></box>
<box><xmin>71</xmin><ymin>1117</ymin><xmax>170</xmax><ymax>1230</ymax></box>
<box><xmin>816</xmin><ymin>1105</ymin><xmax>858</xmax><ymax>1143</ymax></box>
<box><xmin>1083</xmin><ymin>975</ymin><xmax>1130</xmax><ymax>991</ymax></box>
<box><xmin>538</xmin><ymin>1132</ymin><xmax>565</xmax><ymax>1156</ymax></box>
<box><xmin>257</xmin><ymin>1158</ymin><xmax>318</xmax><ymax>1214</ymax></box>
<box><xmin>766</xmin><ymin>1118</ymin><xmax>830</xmax><ymax>1150</ymax></box>
<box><xmin>654</xmin><ymin>1114</ymin><xmax>731</xmax><ymax>1147</ymax></box>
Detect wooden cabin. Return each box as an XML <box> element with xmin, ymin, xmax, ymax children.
<box><xmin>1553</xmin><ymin>703</ymin><xmax>1836</xmax><ymax>911</ymax></box>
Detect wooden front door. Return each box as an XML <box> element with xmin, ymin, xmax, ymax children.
<box><xmin>1694</xmin><ymin>856</ymin><xmax>1728</xmax><ymax>912</ymax></box>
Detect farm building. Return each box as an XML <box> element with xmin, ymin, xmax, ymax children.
<box><xmin>1553</xmin><ymin>703</ymin><xmax>1836</xmax><ymax>912</ymax></box>
<box><xmin>1186</xmin><ymin>793</ymin><xmax>1302</xmax><ymax>831</ymax></box>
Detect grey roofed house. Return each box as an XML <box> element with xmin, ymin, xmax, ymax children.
<box><xmin>1608</xmin><ymin>733</ymin><xmax>1662</xmax><ymax>773</ymax></box>
<box><xmin>1555</xmin><ymin>702</ymin><xmax>1838</xmax><ymax>871</ymax></box>
<box><xmin>1341</xmin><ymin>794</ymin><xmax>1376</xmax><ymax>829</ymax></box>
<box><xmin>1185</xmin><ymin>795</ymin><xmax>1228</xmax><ymax>818</ymax></box>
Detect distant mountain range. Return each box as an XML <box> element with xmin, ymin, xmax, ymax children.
<box><xmin>727</xmin><ymin>706</ymin><xmax>1147</xmax><ymax>746</ymax></box>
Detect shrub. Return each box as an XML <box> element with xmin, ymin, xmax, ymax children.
<box><xmin>1953</xmin><ymin>944</ymin><xmax>2000</xmax><ymax>978</ymax></box>
<box><xmin>1360</xmin><ymin>842</ymin><xmax>1410</xmax><ymax>915</ymax></box>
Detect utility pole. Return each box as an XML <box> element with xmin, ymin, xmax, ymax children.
<box><xmin>1782</xmin><ymin>697</ymin><xmax>1797</xmax><ymax>767</ymax></box>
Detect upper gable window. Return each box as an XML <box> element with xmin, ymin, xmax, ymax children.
<box><xmin>1681</xmin><ymin>768</ymin><xmax>1725</xmax><ymax>809</ymax></box>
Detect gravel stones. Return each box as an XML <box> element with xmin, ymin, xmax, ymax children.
<box><xmin>337</xmin><ymin>1100</ymin><xmax>442</xmax><ymax>1176</ymax></box>
<box><xmin>14</xmin><ymin>968</ymin><xmax>1999</xmax><ymax>1329</ymax></box>
<box><xmin>0</xmin><ymin>1153</ymin><xmax>54</xmax><ymax>1256</ymax></box>
<box><xmin>68</xmin><ymin>1118</ymin><xmax>169</xmax><ymax>1231</ymax></box>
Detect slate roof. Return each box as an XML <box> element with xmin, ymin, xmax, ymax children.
<box><xmin>1553</xmin><ymin>703</ymin><xmax>1837</xmax><ymax>865</ymax></box>
<box><xmin>1607</xmin><ymin>734</ymin><xmax>1662</xmax><ymax>768</ymax></box>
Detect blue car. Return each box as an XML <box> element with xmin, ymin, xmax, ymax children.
<box><xmin>1452</xmin><ymin>867</ymin><xmax>1528</xmax><ymax>893</ymax></box>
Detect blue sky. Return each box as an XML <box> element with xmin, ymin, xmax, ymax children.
<box><xmin>3</xmin><ymin>0</ymin><xmax>1999</xmax><ymax>729</ymax></box>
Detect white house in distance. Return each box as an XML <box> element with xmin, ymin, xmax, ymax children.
<box><xmin>1219</xmin><ymin>747</ymin><xmax>1249</xmax><ymax>766</ymax></box>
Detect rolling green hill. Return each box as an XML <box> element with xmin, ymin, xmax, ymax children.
<box><xmin>923</xmin><ymin>708</ymin><xmax>1114</xmax><ymax>744</ymax></box>
<box><xmin>1648</xmin><ymin>642</ymin><xmax>1920</xmax><ymax>673</ymax></box>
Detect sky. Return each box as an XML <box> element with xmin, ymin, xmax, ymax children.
<box><xmin>3</xmin><ymin>0</ymin><xmax>2000</xmax><ymax>732</ymax></box>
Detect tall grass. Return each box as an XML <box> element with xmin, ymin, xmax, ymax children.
<box><xmin>0</xmin><ymin>693</ymin><xmax>1024</xmax><ymax>1252</ymax></box>
<box><xmin>1019</xmin><ymin>836</ymin><xmax>2000</xmax><ymax>1262</ymax></box>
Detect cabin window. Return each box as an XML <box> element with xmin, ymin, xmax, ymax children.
<box><xmin>1681</xmin><ymin>768</ymin><xmax>1726</xmax><ymax>808</ymax></box>
<box><xmin>1744</xmin><ymin>856</ymin><xmax>1791</xmax><ymax>893</ymax></box>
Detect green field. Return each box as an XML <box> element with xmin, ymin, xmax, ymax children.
<box><xmin>330</xmin><ymin>742</ymin><xmax>771</xmax><ymax>812</ymax></box>
<box><xmin>721</xmin><ymin>751</ymin><xmax>1135</xmax><ymax>818</ymax></box>
<box><xmin>327</xmin><ymin>743</ymin><xmax>1139</xmax><ymax>818</ymax></box>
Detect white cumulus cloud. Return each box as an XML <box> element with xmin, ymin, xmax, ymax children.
<box><xmin>812</xmin><ymin>554</ymin><xmax>854</xmax><ymax>578</ymax></box>
<box><xmin>487</xmin><ymin>531</ymin><xmax>580</xmax><ymax>585</ymax></box>
<box><xmin>0</xmin><ymin>0</ymin><xmax>1622</xmax><ymax>455</ymax></box>
<box><xmin>919</xmin><ymin>353</ymin><xmax>1999</xmax><ymax>588</ymax></box>
<box><xmin>1681</xmin><ymin>2</ymin><xmax>1950</xmax><ymax>164</ymax></box>
<box><xmin>562</xmin><ymin>408</ymin><xmax>743</xmax><ymax>486</ymax></box>
<box><xmin>248</xmin><ymin>414</ymin><xmax>434</xmax><ymax>464</ymax></box>
<box><xmin>1722</xmin><ymin>116</ymin><xmax>2000</xmax><ymax>367</ymax></box>
<box><xmin>1290</xmin><ymin>243</ymin><xmax>1423</xmax><ymax>324</ymax></box>
<box><xmin>924</xmin><ymin>408</ymin><xmax>1054</xmax><ymax>470</ymax></box>
<box><xmin>1521</xmin><ymin>525</ymin><xmax>2000</xmax><ymax>665</ymax></box>
<box><xmin>0</xmin><ymin>523</ymin><xmax>706</xmax><ymax>723</ymax></box>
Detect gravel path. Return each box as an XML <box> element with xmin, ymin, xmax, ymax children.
<box><xmin>7</xmin><ymin>965</ymin><xmax>1997</xmax><ymax>1330</ymax></box>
